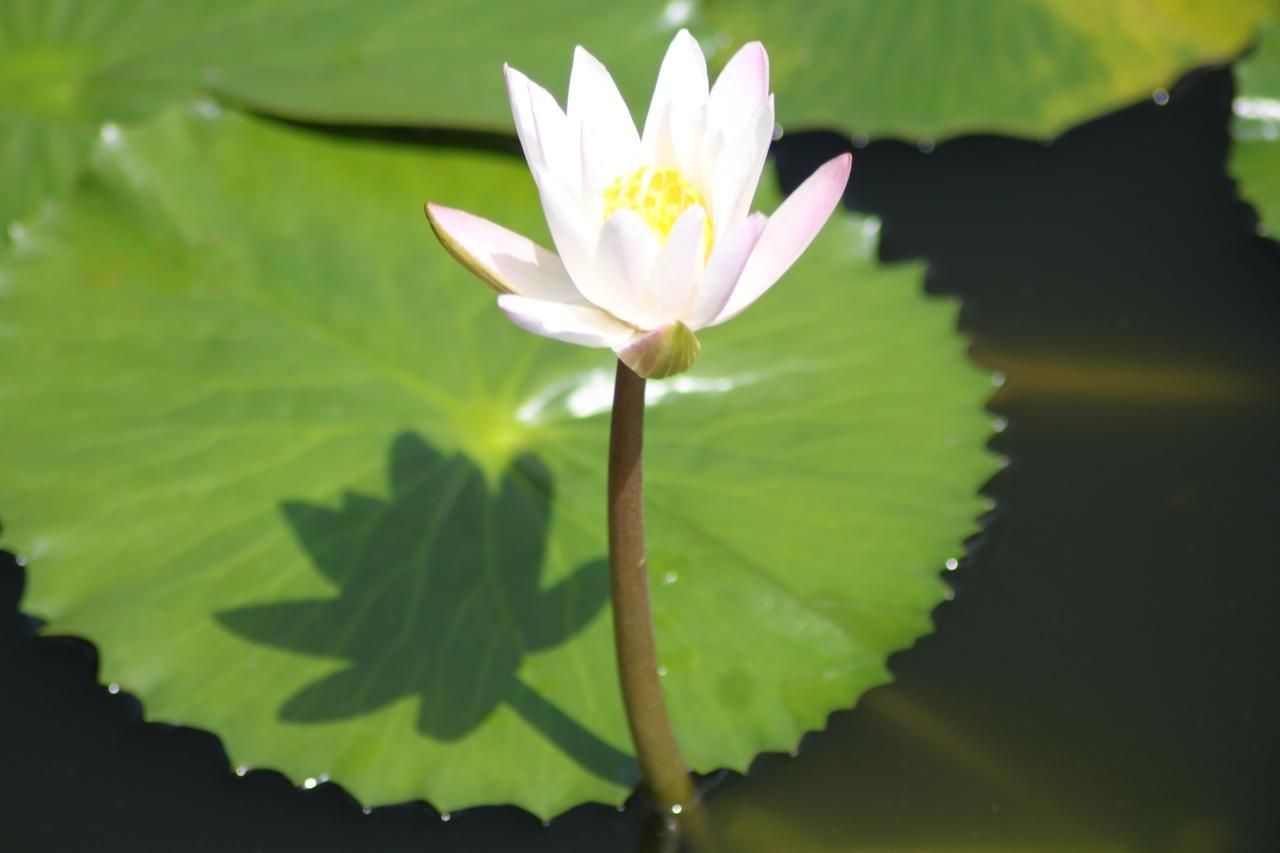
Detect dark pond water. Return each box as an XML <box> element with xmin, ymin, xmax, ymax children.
<box><xmin>4</xmin><ymin>65</ymin><xmax>1279</xmax><ymax>852</ymax></box>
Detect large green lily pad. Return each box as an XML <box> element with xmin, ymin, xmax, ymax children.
<box><xmin>0</xmin><ymin>106</ymin><xmax>993</xmax><ymax>817</ymax></box>
<box><xmin>1232</xmin><ymin>20</ymin><xmax>1280</xmax><ymax>235</ymax></box>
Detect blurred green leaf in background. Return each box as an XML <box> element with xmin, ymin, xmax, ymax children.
<box><xmin>3</xmin><ymin>0</ymin><xmax>1271</xmax><ymax>233</ymax></box>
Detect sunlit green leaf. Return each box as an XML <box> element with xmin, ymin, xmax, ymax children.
<box><xmin>1232</xmin><ymin>21</ymin><xmax>1280</xmax><ymax>235</ymax></box>
<box><xmin>0</xmin><ymin>107</ymin><xmax>993</xmax><ymax>817</ymax></box>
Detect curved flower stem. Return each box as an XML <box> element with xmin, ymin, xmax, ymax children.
<box><xmin>608</xmin><ymin>359</ymin><xmax>695</xmax><ymax>812</ymax></box>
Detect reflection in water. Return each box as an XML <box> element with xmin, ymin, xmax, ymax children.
<box><xmin>216</xmin><ymin>432</ymin><xmax>634</xmax><ymax>784</ymax></box>
<box><xmin>971</xmin><ymin>350</ymin><xmax>1273</xmax><ymax>403</ymax></box>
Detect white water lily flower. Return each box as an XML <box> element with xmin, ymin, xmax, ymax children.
<box><xmin>426</xmin><ymin>29</ymin><xmax>851</xmax><ymax>379</ymax></box>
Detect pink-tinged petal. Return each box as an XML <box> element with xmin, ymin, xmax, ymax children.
<box><xmin>710</xmin><ymin>95</ymin><xmax>774</xmax><ymax>238</ymax></box>
<box><xmin>686</xmin><ymin>212</ymin><xmax>766</xmax><ymax>329</ymax></box>
<box><xmin>425</xmin><ymin>203</ymin><xmax>584</xmax><ymax>303</ymax></box>
<box><xmin>498</xmin><ymin>294</ymin><xmax>635</xmax><ymax>348</ymax></box>
<box><xmin>569</xmin><ymin>46</ymin><xmax>640</xmax><ymax>195</ymax></box>
<box><xmin>711</xmin><ymin>153</ymin><xmax>852</xmax><ymax>326</ymax></box>
<box><xmin>641</xmin><ymin>29</ymin><xmax>708</xmax><ymax>162</ymax></box>
<box><xmin>647</xmin><ymin>205</ymin><xmax>705</xmax><ymax>322</ymax></box>
<box><xmin>533</xmin><ymin>165</ymin><xmax>597</xmax><ymax>291</ymax></box>
<box><xmin>594</xmin><ymin>208</ymin><xmax>663</xmax><ymax>328</ymax></box>
<box><xmin>616</xmin><ymin>322</ymin><xmax>701</xmax><ymax>379</ymax></box>
<box><xmin>707</xmin><ymin>41</ymin><xmax>769</xmax><ymax>146</ymax></box>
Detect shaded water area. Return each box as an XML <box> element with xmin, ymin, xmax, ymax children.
<box><xmin>3</xmin><ymin>65</ymin><xmax>1279</xmax><ymax>851</ymax></box>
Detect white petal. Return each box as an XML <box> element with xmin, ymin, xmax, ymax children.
<box><xmin>711</xmin><ymin>153</ymin><xmax>852</xmax><ymax>326</ymax></box>
<box><xmin>594</xmin><ymin>209</ymin><xmax>663</xmax><ymax>328</ymax></box>
<box><xmin>578</xmin><ymin>125</ymin><xmax>607</xmax><ymax>224</ymax></box>
<box><xmin>686</xmin><ymin>212</ymin><xmax>766</xmax><ymax>329</ymax></box>
<box><xmin>533</xmin><ymin>166</ymin><xmax>598</xmax><ymax>292</ymax></box>
<box><xmin>528</xmin><ymin>79</ymin><xmax>582</xmax><ymax>201</ymax></box>
<box><xmin>710</xmin><ymin>95</ymin><xmax>774</xmax><ymax>238</ymax></box>
<box><xmin>425</xmin><ymin>204</ymin><xmax>584</xmax><ymax>303</ymax></box>
<box><xmin>505</xmin><ymin>64</ymin><xmax>583</xmax><ymax>201</ymax></box>
<box><xmin>643</xmin><ymin>102</ymin><xmax>680</xmax><ymax>172</ymax></box>
<box><xmin>675</xmin><ymin>103</ymin><xmax>709</xmax><ymax>183</ymax></box>
<box><xmin>707</xmin><ymin>41</ymin><xmax>769</xmax><ymax>147</ymax></box>
<box><xmin>568</xmin><ymin>46</ymin><xmax>640</xmax><ymax>195</ymax></box>
<box><xmin>642</xmin><ymin>29</ymin><xmax>708</xmax><ymax>167</ymax></box>
<box><xmin>647</xmin><ymin>205</ymin><xmax>705</xmax><ymax>323</ymax></box>
<box><xmin>697</xmin><ymin>127</ymin><xmax>724</xmax><ymax>193</ymax></box>
<box><xmin>505</xmin><ymin>64</ymin><xmax>545</xmax><ymax>174</ymax></box>
<box><xmin>498</xmin><ymin>294</ymin><xmax>635</xmax><ymax>348</ymax></box>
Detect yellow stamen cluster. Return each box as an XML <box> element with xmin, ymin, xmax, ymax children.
<box><xmin>603</xmin><ymin>167</ymin><xmax>713</xmax><ymax>256</ymax></box>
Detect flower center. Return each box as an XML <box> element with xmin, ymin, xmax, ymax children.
<box><xmin>602</xmin><ymin>167</ymin><xmax>712</xmax><ymax>255</ymax></box>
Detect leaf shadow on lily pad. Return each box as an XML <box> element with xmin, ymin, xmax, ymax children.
<box><xmin>216</xmin><ymin>432</ymin><xmax>635</xmax><ymax>786</ymax></box>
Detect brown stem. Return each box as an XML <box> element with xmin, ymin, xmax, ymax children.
<box><xmin>608</xmin><ymin>359</ymin><xmax>695</xmax><ymax>812</ymax></box>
